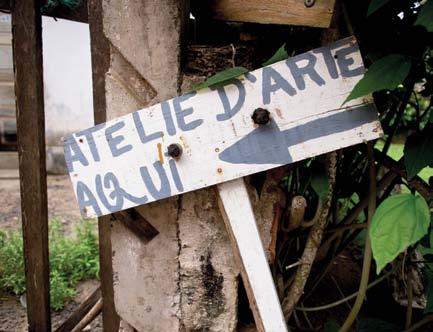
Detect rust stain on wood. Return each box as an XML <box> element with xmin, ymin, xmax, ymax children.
<box><xmin>157</xmin><ymin>143</ymin><xmax>164</xmax><ymax>164</ymax></box>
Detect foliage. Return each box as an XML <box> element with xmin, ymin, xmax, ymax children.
<box><xmin>345</xmin><ymin>54</ymin><xmax>412</xmax><ymax>103</ymax></box>
<box><xmin>310</xmin><ymin>161</ymin><xmax>329</xmax><ymax>201</ymax></box>
<box><xmin>415</xmin><ymin>0</ymin><xmax>433</xmax><ymax>32</ymax></box>
<box><xmin>193</xmin><ymin>67</ymin><xmax>249</xmax><ymax>90</ymax></box>
<box><xmin>262</xmin><ymin>43</ymin><xmax>289</xmax><ymax>66</ymax></box>
<box><xmin>424</xmin><ymin>267</ymin><xmax>433</xmax><ymax>313</ymax></box>
<box><xmin>0</xmin><ymin>231</ymin><xmax>25</xmax><ymax>295</ymax></box>
<box><xmin>194</xmin><ymin>0</ymin><xmax>433</xmax><ymax>328</ymax></box>
<box><xmin>370</xmin><ymin>194</ymin><xmax>430</xmax><ymax>273</ymax></box>
<box><xmin>0</xmin><ymin>219</ymin><xmax>99</xmax><ymax>310</ymax></box>
<box><xmin>42</xmin><ymin>0</ymin><xmax>81</xmax><ymax>13</ymax></box>
<box><xmin>323</xmin><ymin>320</ymin><xmax>340</xmax><ymax>332</ymax></box>
<box><xmin>358</xmin><ymin>318</ymin><xmax>401</xmax><ymax>331</ymax></box>
<box><xmin>367</xmin><ymin>0</ymin><xmax>391</xmax><ymax>16</ymax></box>
<box><xmin>376</xmin><ymin>140</ymin><xmax>433</xmax><ymax>182</ymax></box>
<box><xmin>404</xmin><ymin>123</ymin><xmax>433</xmax><ymax>178</ymax></box>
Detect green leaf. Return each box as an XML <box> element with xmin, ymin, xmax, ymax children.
<box><xmin>358</xmin><ymin>318</ymin><xmax>401</xmax><ymax>332</ymax></box>
<box><xmin>370</xmin><ymin>194</ymin><xmax>430</xmax><ymax>274</ymax></box>
<box><xmin>367</xmin><ymin>0</ymin><xmax>391</xmax><ymax>16</ymax></box>
<box><xmin>404</xmin><ymin>124</ymin><xmax>433</xmax><ymax>179</ymax></box>
<box><xmin>323</xmin><ymin>320</ymin><xmax>340</xmax><ymax>332</ymax></box>
<box><xmin>263</xmin><ymin>44</ymin><xmax>289</xmax><ymax>66</ymax></box>
<box><xmin>419</xmin><ymin>245</ymin><xmax>433</xmax><ymax>256</ymax></box>
<box><xmin>430</xmin><ymin>222</ymin><xmax>433</xmax><ymax>248</ymax></box>
<box><xmin>415</xmin><ymin>0</ymin><xmax>433</xmax><ymax>32</ymax></box>
<box><xmin>345</xmin><ymin>54</ymin><xmax>411</xmax><ymax>103</ymax></box>
<box><xmin>311</xmin><ymin>171</ymin><xmax>329</xmax><ymax>201</ymax></box>
<box><xmin>193</xmin><ymin>67</ymin><xmax>249</xmax><ymax>90</ymax></box>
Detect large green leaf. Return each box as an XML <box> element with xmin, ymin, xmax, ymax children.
<box><xmin>367</xmin><ymin>0</ymin><xmax>391</xmax><ymax>16</ymax></box>
<box><xmin>263</xmin><ymin>44</ymin><xmax>289</xmax><ymax>66</ymax></box>
<box><xmin>345</xmin><ymin>54</ymin><xmax>411</xmax><ymax>103</ymax></box>
<box><xmin>415</xmin><ymin>0</ymin><xmax>433</xmax><ymax>32</ymax></box>
<box><xmin>193</xmin><ymin>67</ymin><xmax>249</xmax><ymax>90</ymax></box>
<box><xmin>311</xmin><ymin>170</ymin><xmax>329</xmax><ymax>201</ymax></box>
<box><xmin>370</xmin><ymin>194</ymin><xmax>430</xmax><ymax>274</ymax></box>
<box><xmin>404</xmin><ymin>124</ymin><xmax>433</xmax><ymax>179</ymax></box>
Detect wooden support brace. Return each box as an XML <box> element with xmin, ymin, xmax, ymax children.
<box><xmin>71</xmin><ymin>298</ymin><xmax>103</xmax><ymax>332</ymax></box>
<box><xmin>55</xmin><ymin>287</ymin><xmax>101</xmax><ymax>332</ymax></box>
<box><xmin>217</xmin><ymin>178</ymin><xmax>288</xmax><ymax>332</ymax></box>
<box><xmin>112</xmin><ymin>208</ymin><xmax>159</xmax><ymax>242</ymax></box>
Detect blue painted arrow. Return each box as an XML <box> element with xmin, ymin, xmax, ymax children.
<box><xmin>218</xmin><ymin>104</ymin><xmax>378</xmax><ymax>165</ymax></box>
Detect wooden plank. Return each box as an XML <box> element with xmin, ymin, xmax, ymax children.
<box><xmin>217</xmin><ymin>178</ymin><xmax>287</xmax><ymax>332</ymax></box>
<box><xmin>112</xmin><ymin>208</ymin><xmax>159</xmax><ymax>242</ymax></box>
<box><xmin>55</xmin><ymin>287</ymin><xmax>101</xmax><ymax>332</ymax></box>
<box><xmin>71</xmin><ymin>298</ymin><xmax>103</xmax><ymax>332</ymax></box>
<box><xmin>65</xmin><ymin>36</ymin><xmax>383</xmax><ymax>219</ymax></box>
<box><xmin>87</xmin><ymin>0</ymin><xmax>120</xmax><ymax>331</ymax></box>
<box><xmin>204</xmin><ymin>0</ymin><xmax>335</xmax><ymax>28</ymax></box>
<box><xmin>11</xmin><ymin>0</ymin><xmax>51</xmax><ymax>331</ymax></box>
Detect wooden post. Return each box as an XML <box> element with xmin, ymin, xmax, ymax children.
<box><xmin>11</xmin><ymin>0</ymin><xmax>51</xmax><ymax>331</ymax></box>
<box><xmin>87</xmin><ymin>0</ymin><xmax>120</xmax><ymax>331</ymax></box>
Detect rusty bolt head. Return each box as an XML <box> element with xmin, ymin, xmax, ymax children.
<box><xmin>304</xmin><ymin>0</ymin><xmax>315</xmax><ymax>7</ymax></box>
<box><xmin>167</xmin><ymin>143</ymin><xmax>182</xmax><ymax>158</ymax></box>
<box><xmin>252</xmin><ymin>108</ymin><xmax>270</xmax><ymax>125</ymax></box>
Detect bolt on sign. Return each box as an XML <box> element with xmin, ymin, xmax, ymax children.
<box><xmin>65</xmin><ymin>36</ymin><xmax>382</xmax><ymax>218</ymax></box>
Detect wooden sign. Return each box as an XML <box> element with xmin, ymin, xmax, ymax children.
<box><xmin>64</xmin><ymin>36</ymin><xmax>382</xmax><ymax>219</ymax></box>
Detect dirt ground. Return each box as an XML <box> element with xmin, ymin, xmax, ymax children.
<box><xmin>0</xmin><ymin>169</ymin><xmax>102</xmax><ymax>331</ymax></box>
<box><xmin>0</xmin><ymin>169</ymin><xmax>82</xmax><ymax>234</ymax></box>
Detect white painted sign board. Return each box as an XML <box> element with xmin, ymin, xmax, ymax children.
<box><xmin>65</xmin><ymin>36</ymin><xmax>382</xmax><ymax>332</ymax></box>
<box><xmin>64</xmin><ymin>36</ymin><xmax>382</xmax><ymax>219</ymax></box>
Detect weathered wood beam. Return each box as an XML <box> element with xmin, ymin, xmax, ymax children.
<box><xmin>217</xmin><ymin>179</ymin><xmax>288</xmax><ymax>332</ymax></box>
<box><xmin>112</xmin><ymin>209</ymin><xmax>159</xmax><ymax>243</ymax></box>
<box><xmin>55</xmin><ymin>287</ymin><xmax>101</xmax><ymax>332</ymax></box>
<box><xmin>11</xmin><ymin>0</ymin><xmax>51</xmax><ymax>331</ymax></box>
<box><xmin>71</xmin><ymin>298</ymin><xmax>103</xmax><ymax>332</ymax></box>
<box><xmin>87</xmin><ymin>0</ymin><xmax>120</xmax><ymax>330</ymax></box>
<box><xmin>192</xmin><ymin>0</ymin><xmax>335</xmax><ymax>28</ymax></box>
<box><xmin>1</xmin><ymin>0</ymin><xmax>88</xmax><ymax>23</ymax></box>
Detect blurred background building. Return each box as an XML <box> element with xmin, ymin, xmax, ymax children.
<box><xmin>0</xmin><ymin>13</ymin><xmax>93</xmax><ymax>173</ymax></box>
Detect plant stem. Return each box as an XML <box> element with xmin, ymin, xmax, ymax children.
<box><xmin>382</xmin><ymin>86</ymin><xmax>413</xmax><ymax>157</ymax></box>
<box><xmin>339</xmin><ymin>143</ymin><xmax>377</xmax><ymax>332</ymax></box>
<box><xmin>406</xmin><ymin>268</ymin><xmax>413</xmax><ymax>329</ymax></box>
<box><xmin>282</xmin><ymin>152</ymin><xmax>338</xmax><ymax>319</ymax></box>
<box><xmin>295</xmin><ymin>267</ymin><xmax>394</xmax><ymax>312</ymax></box>
<box><xmin>404</xmin><ymin>314</ymin><xmax>433</xmax><ymax>332</ymax></box>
